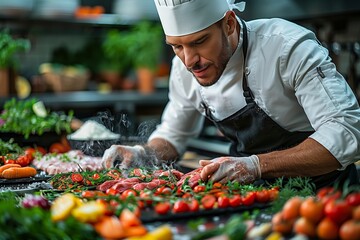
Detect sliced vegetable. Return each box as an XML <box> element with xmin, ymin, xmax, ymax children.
<box><xmin>51</xmin><ymin>193</ymin><xmax>81</xmax><ymax>222</ymax></box>
<box><xmin>71</xmin><ymin>201</ymin><xmax>105</xmax><ymax>223</ymax></box>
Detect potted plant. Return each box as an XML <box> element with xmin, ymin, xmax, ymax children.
<box><xmin>126</xmin><ymin>21</ymin><xmax>163</xmax><ymax>93</ymax></box>
<box><xmin>100</xmin><ymin>29</ymin><xmax>133</xmax><ymax>90</ymax></box>
<box><xmin>0</xmin><ymin>30</ymin><xmax>30</xmax><ymax>97</ymax></box>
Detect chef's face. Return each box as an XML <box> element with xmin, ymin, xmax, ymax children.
<box><xmin>166</xmin><ymin>12</ymin><xmax>237</xmax><ymax>86</ymax></box>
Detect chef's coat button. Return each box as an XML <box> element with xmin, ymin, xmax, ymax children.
<box><xmin>245</xmin><ymin>67</ymin><xmax>250</xmax><ymax>75</ymax></box>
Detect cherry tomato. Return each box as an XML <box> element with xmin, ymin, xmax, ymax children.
<box><xmin>268</xmin><ymin>188</ymin><xmax>279</xmax><ymax>201</ymax></box>
<box><xmin>16</xmin><ymin>155</ymin><xmax>31</xmax><ymax>167</ymax></box>
<box><xmin>121</xmin><ymin>189</ymin><xmax>137</xmax><ymax>199</ymax></box>
<box><xmin>24</xmin><ymin>148</ymin><xmax>36</xmax><ymax>161</ymax></box>
<box><xmin>201</xmin><ymin>194</ymin><xmax>216</xmax><ymax>210</ymax></box>
<box><xmin>255</xmin><ymin>190</ymin><xmax>270</xmax><ymax>203</ymax></box>
<box><xmin>155</xmin><ymin>186</ymin><xmax>172</xmax><ymax>196</ymax></box>
<box><xmin>218</xmin><ymin>196</ymin><xmax>230</xmax><ymax>208</ymax></box>
<box><xmin>155</xmin><ymin>202</ymin><xmax>171</xmax><ymax>215</ymax></box>
<box><xmin>82</xmin><ymin>190</ymin><xmax>97</xmax><ymax>198</ymax></box>
<box><xmin>49</xmin><ymin>142</ymin><xmax>67</xmax><ymax>154</ymax></box>
<box><xmin>339</xmin><ymin>219</ymin><xmax>360</xmax><ymax>240</ymax></box>
<box><xmin>242</xmin><ymin>191</ymin><xmax>256</xmax><ymax>206</ymax></box>
<box><xmin>282</xmin><ymin>196</ymin><xmax>303</xmax><ymax>220</ymax></box>
<box><xmin>92</xmin><ymin>173</ymin><xmax>100</xmax><ymax>180</ymax></box>
<box><xmin>5</xmin><ymin>159</ymin><xmax>16</xmax><ymax>164</ymax></box>
<box><xmin>346</xmin><ymin>192</ymin><xmax>360</xmax><ymax>207</ymax></box>
<box><xmin>188</xmin><ymin>199</ymin><xmax>199</xmax><ymax>212</ymax></box>
<box><xmin>317</xmin><ymin>187</ymin><xmax>341</xmax><ymax>205</ymax></box>
<box><xmin>193</xmin><ymin>185</ymin><xmax>206</xmax><ymax>193</ymax></box>
<box><xmin>71</xmin><ymin>173</ymin><xmax>84</xmax><ymax>183</ymax></box>
<box><xmin>316</xmin><ymin>217</ymin><xmax>339</xmax><ymax>240</ymax></box>
<box><xmin>106</xmin><ymin>188</ymin><xmax>119</xmax><ymax>196</ymax></box>
<box><xmin>324</xmin><ymin>199</ymin><xmax>352</xmax><ymax>225</ymax></box>
<box><xmin>35</xmin><ymin>146</ymin><xmax>47</xmax><ymax>156</ymax></box>
<box><xmin>173</xmin><ymin>200</ymin><xmax>189</xmax><ymax>213</ymax></box>
<box><xmin>139</xmin><ymin>191</ymin><xmax>153</xmax><ymax>206</ymax></box>
<box><xmin>300</xmin><ymin>196</ymin><xmax>324</xmax><ymax>224</ymax></box>
<box><xmin>229</xmin><ymin>194</ymin><xmax>242</xmax><ymax>207</ymax></box>
<box><xmin>293</xmin><ymin>217</ymin><xmax>317</xmax><ymax>238</ymax></box>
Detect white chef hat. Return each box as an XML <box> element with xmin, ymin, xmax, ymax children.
<box><xmin>154</xmin><ymin>0</ymin><xmax>246</xmax><ymax>36</ymax></box>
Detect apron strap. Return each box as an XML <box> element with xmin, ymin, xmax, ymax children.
<box><xmin>240</xmin><ymin>19</ymin><xmax>255</xmax><ymax>104</ymax></box>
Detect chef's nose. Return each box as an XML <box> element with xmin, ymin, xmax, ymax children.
<box><xmin>183</xmin><ymin>47</ymin><xmax>200</xmax><ymax>69</ymax></box>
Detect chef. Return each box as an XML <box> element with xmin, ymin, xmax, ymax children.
<box><xmin>102</xmin><ymin>0</ymin><xmax>360</xmax><ymax>189</ymax></box>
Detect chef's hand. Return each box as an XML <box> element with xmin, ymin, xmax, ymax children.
<box><xmin>101</xmin><ymin>145</ymin><xmax>146</xmax><ymax>169</ymax></box>
<box><xmin>199</xmin><ymin>155</ymin><xmax>261</xmax><ymax>184</ymax></box>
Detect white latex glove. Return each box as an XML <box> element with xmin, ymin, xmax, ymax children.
<box><xmin>101</xmin><ymin>145</ymin><xmax>146</xmax><ymax>169</ymax></box>
<box><xmin>199</xmin><ymin>155</ymin><xmax>261</xmax><ymax>184</ymax></box>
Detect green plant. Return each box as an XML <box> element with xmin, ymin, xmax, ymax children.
<box><xmin>127</xmin><ymin>21</ymin><xmax>163</xmax><ymax>71</ymax></box>
<box><xmin>0</xmin><ymin>30</ymin><xmax>30</xmax><ymax>69</ymax></box>
<box><xmin>102</xmin><ymin>29</ymin><xmax>132</xmax><ymax>74</ymax></box>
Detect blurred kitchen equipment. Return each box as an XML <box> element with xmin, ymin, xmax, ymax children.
<box><xmin>0</xmin><ymin>0</ymin><xmax>34</xmax><ymax>16</ymax></box>
<box><xmin>112</xmin><ymin>0</ymin><xmax>159</xmax><ymax>21</ymax></box>
<box><xmin>33</xmin><ymin>0</ymin><xmax>79</xmax><ymax>18</ymax></box>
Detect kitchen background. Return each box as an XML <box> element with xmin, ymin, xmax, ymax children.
<box><xmin>1</xmin><ymin>0</ymin><xmax>360</xmax><ymax>156</ymax></box>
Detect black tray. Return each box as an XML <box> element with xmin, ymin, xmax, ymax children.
<box><xmin>0</xmin><ymin>176</ymin><xmax>51</xmax><ymax>185</ymax></box>
<box><xmin>140</xmin><ymin>202</ymin><xmax>271</xmax><ymax>223</ymax></box>
<box><xmin>1</xmin><ymin>131</ymin><xmax>64</xmax><ymax>149</ymax></box>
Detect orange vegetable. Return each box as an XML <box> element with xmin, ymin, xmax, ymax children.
<box><xmin>120</xmin><ymin>208</ymin><xmax>142</xmax><ymax>228</ymax></box>
<box><xmin>124</xmin><ymin>225</ymin><xmax>148</xmax><ymax>238</ymax></box>
<box><xmin>94</xmin><ymin>216</ymin><xmax>125</xmax><ymax>239</ymax></box>
<box><xmin>1</xmin><ymin>166</ymin><xmax>37</xmax><ymax>179</ymax></box>
<box><xmin>0</xmin><ymin>164</ymin><xmax>21</xmax><ymax>177</ymax></box>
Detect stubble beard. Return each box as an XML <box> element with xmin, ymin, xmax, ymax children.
<box><xmin>191</xmin><ymin>32</ymin><xmax>232</xmax><ymax>87</ymax></box>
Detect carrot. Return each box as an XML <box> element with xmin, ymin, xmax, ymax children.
<box><xmin>0</xmin><ymin>164</ymin><xmax>21</xmax><ymax>177</ymax></box>
<box><xmin>1</xmin><ymin>166</ymin><xmax>37</xmax><ymax>179</ymax></box>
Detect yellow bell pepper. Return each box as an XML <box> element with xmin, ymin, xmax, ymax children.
<box><xmin>51</xmin><ymin>193</ymin><xmax>81</xmax><ymax>222</ymax></box>
<box><xmin>72</xmin><ymin>201</ymin><xmax>105</xmax><ymax>223</ymax></box>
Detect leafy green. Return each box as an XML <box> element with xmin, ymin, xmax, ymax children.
<box><xmin>0</xmin><ymin>192</ymin><xmax>100</xmax><ymax>240</ymax></box>
<box><xmin>0</xmin><ymin>29</ymin><xmax>30</xmax><ymax>69</ymax></box>
<box><xmin>0</xmin><ymin>98</ymin><xmax>73</xmax><ymax>138</ymax></box>
<box><xmin>0</xmin><ymin>138</ymin><xmax>23</xmax><ymax>156</ymax></box>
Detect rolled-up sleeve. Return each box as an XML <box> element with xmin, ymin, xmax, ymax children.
<box><xmin>282</xmin><ymin>36</ymin><xmax>360</xmax><ymax>168</ymax></box>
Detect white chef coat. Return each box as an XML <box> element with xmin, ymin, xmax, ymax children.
<box><xmin>148</xmin><ymin>17</ymin><xmax>360</xmax><ymax>168</ymax></box>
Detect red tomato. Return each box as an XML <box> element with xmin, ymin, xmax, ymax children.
<box><xmin>193</xmin><ymin>185</ymin><xmax>206</xmax><ymax>193</ymax></box>
<box><xmin>188</xmin><ymin>199</ymin><xmax>199</xmax><ymax>212</ymax></box>
<box><xmin>49</xmin><ymin>142</ymin><xmax>67</xmax><ymax>154</ymax></box>
<box><xmin>16</xmin><ymin>155</ymin><xmax>32</xmax><ymax>167</ymax></box>
<box><xmin>155</xmin><ymin>186</ymin><xmax>172</xmax><ymax>195</ymax></box>
<box><xmin>139</xmin><ymin>191</ymin><xmax>153</xmax><ymax>206</ymax></box>
<box><xmin>35</xmin><ymin>146</ymin><xmax>47</xmax><ymax>156</ymax></box>
<box><xmin>70</xmin><ymin>173</ymin><xmax>84</xmax><ymax>183</ymax></box>
<box><xmin>242</xmin><ymin>192</ymin><xmax>256</xmax><ymax>206</ymax></box>
<box><xmin>339</xmin><ymin>219</ymin><xmax>360</xmax><ymax>240</ymax></box>
<box><xmin>317</xmin><ymin>187</ymin><xmax>341</xmax><ymax>205</ymax></box>
<box><xmin>218</xmin><ymin>196</ymin><xmax>230</xmax><ymax>208</ymax></box>
<box><xmin>24</xmin><ymin>148</ymin><xmax>36</xmax><ymax>161</ymax></box>
<box><xmin>155</xmin><ymin>202</ymin><xmax>171</xmax><ymax>215</ymax></box>
<box><xmin>268</xmin><ymin>188</ymin><xmax>279</xmax><ymax>201</ymax></box>
<box><xmin>5</xmin><ymin>159</ymin><xmax>16</xmax><ymax>164</ymax></box>
<box><xmin>201</xmin><ymin>194</ymin><xmax>216</xmax><ymax>210</ymax></box>
<box><xmin>324</xmin><ymin>199</ymin><xmax>352</xmax><ymax>225</ymax></box>
<box><xmin>229</xmin><ymin>194</ymin><xmax>242</xmax><ymax>207</ymax></box>
<box><xmin>81</xmin><ymin>190</ymin><xmax>97</xmax><ymax>198</ymax></box>
<box><xmin>173</xmin><ymin>200</ymin><xmax>190</xmax><ymax>213</ymax></box>
<box><xmin>256</xmin><ymin>190</ymin><xmax>270</xmax><ymax>203</ymax></box>
<box><xmin>121</xmin><ymin>189</ymin><xmax>137</xmax><ymax>199</ymax></box>
<box><xmin>346</xmin><ymin>192</ymin><xmax>360</xmax><ymax>207</ymax></box>
<box><xmin>92</xmin><ymin>173</ymin><xmax>100</xmax><ymax>180</ymax></box>
<box><xmin>106</xmin><ymin>188</ymin><xmax>119</xmax><ymax>196</ymax></box>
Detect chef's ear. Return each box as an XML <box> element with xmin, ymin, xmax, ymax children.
<box><xmin>224</xmin><ymin>11</ymin><xmax>237</xmax><ymax>36</ymax></box>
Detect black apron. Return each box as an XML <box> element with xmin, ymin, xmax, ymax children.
<box><xmin>201</xmin><ymin>19</ymin><xmax>359</xmax><ymax>190</ymax></box>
